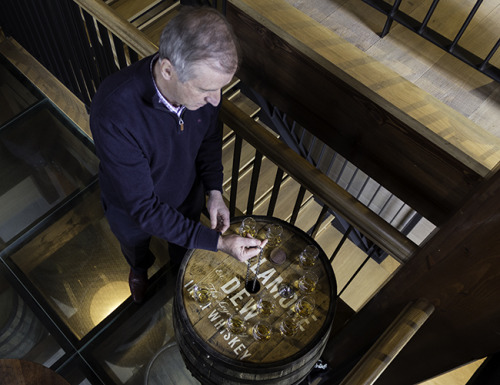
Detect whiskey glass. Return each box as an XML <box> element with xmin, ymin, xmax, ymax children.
<box><xmin>239</xmin><ymin>217</ymin><xmax>257</xmax><ymax>237</ymax></box>
<box><xmin>192</xmin><ymin>283</ymin><xmax>212</xmax><ymax>304</ymax></box>
<box><xmin>265</xmin><ymin>224</ymin><xmax>283</xmax><ymax>248</ymax></box>
<box><xmin>298</xmin><ymin>271</ymin><xmax>319</xmax><ymax>294</ymax></box>
<box><xmin>299</xmin><ymin>245</ymin><xmax>319</xmax><ymax>269</ymax></box>
<box><xmin>227</xmin><ymin>314</ymin><xmax>247</xmax><ymax>335</ymax></box>
<box><xmin>293</xmin><ymin>296</ymin><xmax>316</xmax><ymax>318</ymax></box>
<box><xmin>279</xmin><ymin>315</ymin><xmax>299</xmax><ymax>337</ymax></box>
<box><xmin>256</xmin><ymin>296</ymin><xmax>276</xmax><ymax>317</ymax></box>
<box><xmin>252</xmin><ymin>320</ymin><xmax>272</xmax><ymax>341</ymax></box>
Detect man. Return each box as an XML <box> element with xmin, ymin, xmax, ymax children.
<box><xmin>90</xmin><ymin>7</ymin><xmax>266</xmax><ymax>303</ymax></box>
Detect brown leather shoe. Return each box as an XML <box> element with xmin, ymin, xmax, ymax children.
<box><xmin>128</xmin><ymin>270</ymin><xmax>148</xmax><ymax>304</ymax></box>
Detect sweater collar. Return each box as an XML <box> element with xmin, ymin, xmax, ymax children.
<box><xmin>150</xmin><ymin>54</ymin><xmax>186</xmax><ymax>117</ymax></box>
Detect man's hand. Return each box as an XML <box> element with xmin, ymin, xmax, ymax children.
<box><xmin>207</xmin><ymin>190</ymin><xmax>230</xmax><ymax>233</ymax></box>
<box><xmin>217</xmin><ymin>234</ymin><xmax>268</xmax><ymax>262</ymax></box>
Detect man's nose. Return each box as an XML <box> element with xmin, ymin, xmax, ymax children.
<box><xmin>206</xmin><ymin>90</ymin><xmax>221</xmax><ymax>106</ymax></box>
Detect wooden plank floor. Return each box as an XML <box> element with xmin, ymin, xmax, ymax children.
<box><xmin>284</xmin><ymin>0</ymin><xmax>500</xmax><ymax>139</ymax></box>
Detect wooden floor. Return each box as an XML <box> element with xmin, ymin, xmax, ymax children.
<box><xmin>284</xmin><ymin>0</ymin><xmax>500</xmax><ymax>140</ymax></box>
<box><xmin>280</xmin><ymin>0</ymin><xmax>498</xmax><ymax>383</ymax></box>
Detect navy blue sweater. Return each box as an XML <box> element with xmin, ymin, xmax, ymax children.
<box><xmin>90</xmin><ymin>55</ymin><xmax>222</xmax><ymax>251</ymax></box>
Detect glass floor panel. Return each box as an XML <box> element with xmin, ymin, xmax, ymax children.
<box><xmin>87</xmin><ymin>269</ymin><xmax>178</xmax><ymax>384</ymax></box>
<box><xmin>0</xmin><ymin>265</ymin><xmax>63</xmax><ymax>365</ymax></box>
<box><xmin>7</xmin><ymin>185</ymin><xmax>168</xmax><ymax>341</ymax></box>
<box><xmin>0</xmin><ymin>53</ymin><xmax>178</xmax><ymax>384</ymax></box>
<box><xmin>0</xmin><ymin>101</ymin><xmax>98</xmax><ymax>248</ymax></box>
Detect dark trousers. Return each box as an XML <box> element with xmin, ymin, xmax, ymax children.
<box><xmin>102</xmin><ymin>181</ymin><xmax>205</xmax><ymax>274</ymax></box>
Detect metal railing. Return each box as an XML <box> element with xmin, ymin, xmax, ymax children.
<box><xmin>240</xmin><ymin>85</ymin><xmax>427</xmax><ymax>263</ymax></box>
<box><xmin>220</xmin><ymin>97</ymin><xmax>417</xmax><ymax>261</ymax></box>
<box><xmin>363</xmin><ymin>0</ymin><xmax>500</xmax><ymax>83</ymax></box>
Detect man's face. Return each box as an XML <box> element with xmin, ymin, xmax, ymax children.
<box><xmin>162</xmin><ymin>59</ymin><xmax>235</xmax><ymax>111</ymax></box>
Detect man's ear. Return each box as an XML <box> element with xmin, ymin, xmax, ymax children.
<box><xmin>159</xmin><ymin>58</ymin><xmax>174</xmax><ymax>81</ymax></box>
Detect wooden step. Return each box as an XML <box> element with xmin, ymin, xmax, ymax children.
<box><xmin>315</xmin><ymin>223</ymin><xmax>401</xmax><ymax>312</ymax></box>
<box><xmin>109</xmin><ymin>0</ymin><xmax>168</xmax><ymax>22</ymax></box>
<box><xmin>221</xmin><ymin>132</ymin><xmax>259</xmax><ymax>185</ymax></box>
<box><xmin>251</xmin><ymin>173</ymin><xmax>313</xmax><ymax>219</ymax></box>
<box><xmin>139</xmin><ymin>4</ymin><xmax>180</xmax><ymax>45</ymax></box>
<box><xmin>132</xmin><ymin>0</ymin><xmax>178</xmax><ymax>29</ymax></box>
<box><xmin>221</xmin><ymin>83</ymin><xmax>261</xmax><ymax>142</ymax></box>
<box><xmin>226</xmin><ymin>88</ymin><xmax>261</xmax><ymax>118</ymax></box>
<box><xmin>225</xmin><ymin>157</ymin><xmax>284</xmax><ymax>212</ymax></box>
<box><xmin>293</xmin><ymin>197</ymin><xmax>333</xmax><ymax>235</ymax></box>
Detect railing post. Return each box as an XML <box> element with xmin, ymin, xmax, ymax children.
<box><xmin>380</xmin><ymin>0</ymin><xmax>402</xmax><ymax>37</ymax></box>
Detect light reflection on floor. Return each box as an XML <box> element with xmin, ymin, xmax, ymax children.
<box><xmin>89</xmin><ymin>281</ymin><xmax>130</xmax><ymax>326</ymax></box>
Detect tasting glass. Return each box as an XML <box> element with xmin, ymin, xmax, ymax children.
<box><xmin>265</xmin><ymin>224</ymin><xmax>283</xmax><ymax>248</ymax></box>
<box><xmin>299</xmin><ymin>245</ymin><xmax>319</xmax><ymax>269</ymax></box>
<box><xmin>293</xmin><ymin>296</ymin><xmax>316</xmax><ymax>318</ymax></box>
<box><xmin>239</xmin><ymin>217</ymin><xmax>257</xmax><ymax>237</ymax></box>
<box><xmin>278</xmin><ymin>282</ymin><xmax>295</xmax><ymax>299</ymax></box>
<box><xmin>298</xmin><ymin>271</ymin><xmax>319</xmax><ymax>294</ymax></box>
<box><xmin>192</xmin><ymin>283</ymin><xmax>212</xmax><ymax>304</ymax></box>
<box><xmin>256</xmin><ymin>296</ymin><xmax>276</xmax><ymax>317</ymax></box>
<box><xmin>279</xmin><ymin>315</ymin><xmax>299</xmax><ymax>337</ymax></box>
<box><xmin>226</xmin><ymin>314</ymin><xmax>247</xmax><ymax>335</ymax></box>
<box><xmin>252</xmin><ymin>320</ymin><xmax>272</xmax><ymax>341</ymax></box>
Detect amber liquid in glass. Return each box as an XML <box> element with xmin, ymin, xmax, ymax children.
<box><xmin>257</xmin><ymin>299</ymin><xmax>275</xmax><ymax>316</ymax></box>
<box><xmin>295</xmin><ymin>300</ymin><xmax>314</xmax><ymax>317</ymax></box>
<box><xmin>227</xmin><ymin>315</ymin><xmax>246</xmax><ymax>335</ymax></box>
<box><xmin>298</xmin><ymin>276</ymin><xmax>317</xmax><ymax>294</ymax></box>
<box><xmin>253</xmin><ymin>323</ymin><xmax>272</xmax><ymax>341</ymax></box>
<box><xmin>280</xmin><ymin>318</ymin><xmax>298</xmax><ymax>337</ymax></box>
<box><xmin>193</xmin><ymin>286</ymin><xmax>211</xmax><ymax>304</ymax></box>
<box><xmin>299</xmin><ymin>254</ymin><xmax>316</xmax><ymax>268</ymax></box>
<box><xmin>240</xmin><ymin>225</ymin><xmax>257</xmax><ymax>238</ymax></box>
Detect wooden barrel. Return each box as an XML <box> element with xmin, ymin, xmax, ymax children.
<box><xmin>0</xmin><ymin>287</ymin><xmax>47</xmax><ymax>358</ymax></box>
<box><xmin>174</xmin><ymin>216</ymin><xmax>337</xmax><ymax>385</ymax></box>
<box><xmin>0</xmin><ymin>359</ymin><xmax>71</xmax><ymax>385</ymax></box>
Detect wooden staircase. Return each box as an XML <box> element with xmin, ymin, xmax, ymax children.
<box><xmin>2</xmin><ymin>1</ymin><xmax>500</xmax><ymax>383</ymax></box>
<box><xmin>108</xmin><ymin>0</ymin><xmax>179</xmax><ymax>39</ymax></box>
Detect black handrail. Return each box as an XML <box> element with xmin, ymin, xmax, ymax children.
<box><xmin>364</xmin><ymin>0</ymin><xmax>500</xmax><ymax>83</ymax></box>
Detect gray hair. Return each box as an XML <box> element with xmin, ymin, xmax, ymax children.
<box><xmin>159</xmin><ymin>6</ymin><xmax>240</xmax><ymax>82</ymax></box>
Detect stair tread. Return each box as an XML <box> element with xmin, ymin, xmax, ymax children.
<box><xmin>110</xmin><ymin>0</ymin><xmax>166</xmax><ymax>22</ymax></box>
<box><xmin>227</xmin><ymin>89</ymin><xmax>261</xmax><ymax>117</ymax></box>
<box><xmin>293</xmin><ymin>197</ymin><xmax>331</xmax><ymax>234</ymax></box>
<box><xmin>222</xmin><ymin>132</ymin><xmax>264</xmax><ymax>184</ymax></box>
<box><xmin>251</xmin><ymin>174</ymin><xmax>313</xmax><ymax>219</ymax></box>
<box><xmin>140</xmin><ymin>8</ymin><xmax>179</xmax><ymax>43</ymax></box>
<box><xmin>225</xmin><ymin>157</ymin><xmax>282</xmax><ymax>213</ymax></box>
<box><xmin>315</xmin><ymin>224</ymin><xmax>400</xmax><ymax>312</ymax></box>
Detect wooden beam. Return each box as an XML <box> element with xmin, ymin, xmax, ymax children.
<box><xmin>339</xmin><ymin>299</ymin><xmax>434</xmax><ymax>385</ymax></box>
<box><xmin>0</xmin><ymin>38</ymin><xmax>91</xmax><ymax>138</ymax></box>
